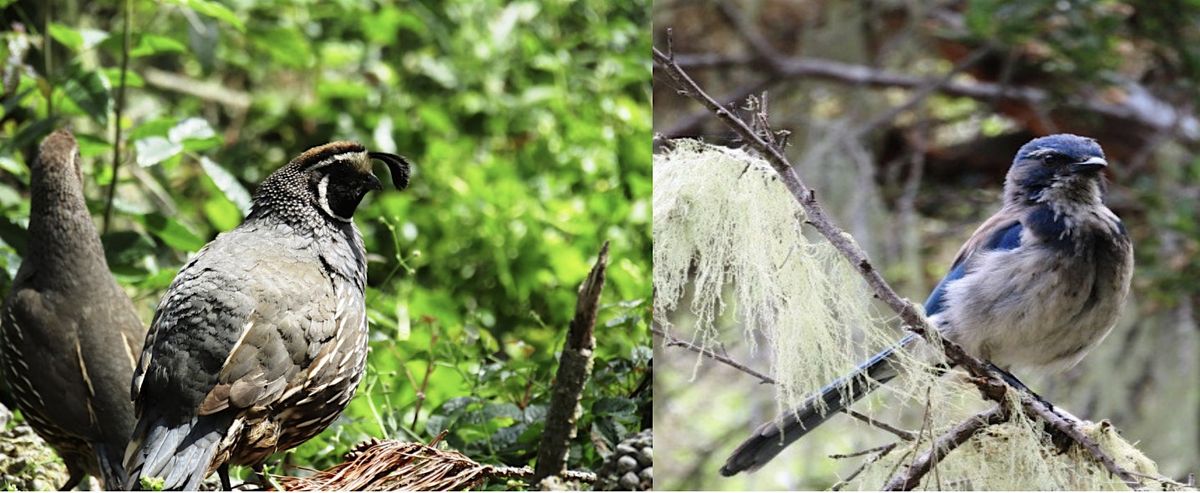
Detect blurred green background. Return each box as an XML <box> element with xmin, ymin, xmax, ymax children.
<box><xmin>0</xmin><ymin>0</ymin><xmax>650</xmax><ymax>487</ymax></box>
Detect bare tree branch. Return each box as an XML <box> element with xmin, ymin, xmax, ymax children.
<box><xmin>669</xmin><ymin>50</ymin><xmax>1200</xmax><ymax>142</ymax></box>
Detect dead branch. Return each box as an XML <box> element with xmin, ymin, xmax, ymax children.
<box><xmin>882</xmin><ymin>405</ymin><xmax>1010</xmax><ymax>490</ymax></box>
<box><xmin>532</xmin><ymin>241</ymin><xmax>609</xmax><ymax>483</ymax></box>
<box><xmin>653</xmin><ymin>44</ymin><xmax>1148</xmax><ymax>489</ymax></box>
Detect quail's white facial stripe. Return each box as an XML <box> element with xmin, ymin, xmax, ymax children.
<box><xmin>303</xmin><ymin>151</ymin><xmax>371</xmax><ymax>173</ymax></box>
<box><xmin>316</xmin><ymin>174</ymin><xmax>353</xmax><ymax>223</ymax></box>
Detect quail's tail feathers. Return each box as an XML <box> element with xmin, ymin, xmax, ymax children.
<box><xmin>720</xmin><ymin>333</ymin><xmax>919</xmax><ymax>476</ymax></box>
<box><xmin>124</xmin><ymin>413</ymin><xmax>233</xmax><ymax>490</ymax></box>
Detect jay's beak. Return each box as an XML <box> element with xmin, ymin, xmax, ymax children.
<box><xmin>1070</xmin><ymin>156</ymin><xmax>1108</xmax><ymax>174</ymax></box>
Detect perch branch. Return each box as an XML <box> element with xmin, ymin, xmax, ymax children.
<box><xmin>882</xmin><ymin>405</ymin><xmax>1010</xmax><ymax>490</ymax></box>
<box><xmin>653</xmin><ymin>44</ymin><xmax>1146</xmax><ymax>489</ymax></box>
<box><xmin>532</xmin><ymin>241</ymin><xmax>609</xmax><ymax>483</ymax></box>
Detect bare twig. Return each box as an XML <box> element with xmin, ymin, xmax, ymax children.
<box><xmin>653</xmin><ymin>45</ymin><xmax>1148</xmax><ymax>489</ymax></box>
<box><xmin>410</xmin><ymin>329</ymin><xmax>439</xmax><ymax>431</ymax></box>
<box><xmin>882</xmin><ymin>405</ymin><xmax>1010</xmax><ymax>491</ymax></box>
<box><xmin>102</xmin><ymin>0</ymin><xmax>133</xmax><ymax>234</ymax></box>
<box><xmin>844</xmin><ymin>409</ymin><xmax>917</xmax><ymax>442</ymax></box>
<box><xmin>532</xmin><ymin>242</ymin><xmax>609</xmax><ymax>483</ymax></box>
<box><xmin>661</xmin><ymin>77</ymin><xmax>777</xmax><ymax>138</ymax></box>
<box><xmin>831</xmin><ymin>442</ymin><xmax>898</xmax><ymax>491</ymax></box>
<box><xmin>829</xmin><ymin>442</ymin><xmax>897</xmax><ymax>460</ymax></box>
<box><xmin>650</xmin><ymin>323</ymin><xmax>775</xmax><ymax>385</ymax></box>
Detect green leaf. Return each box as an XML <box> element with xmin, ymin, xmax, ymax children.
<box><xmin>199</xmin><ymin>157</ymin><xmax>252</xmax><ymax>214</ymax></box>
<box><xmin>1</xmin><ymin>117</ymin><xmax>58</xmax><ymax>157</ymax></box>
<box><xmin>101</xmin><ymin>230</ymin><xmax>156</xmax><ymax>276</ymax></box>
<box><xmin>47</xmin><ymin>23</ymin><xmax>109</xmax><ymax>51</ymax></box>
<box><xmin>202</xmin><ymin>196</ymin><xmax>242</xmax><ymax>231</ymax></box>
<box><xmin>134</xmin><ymin>137</ymin><xmax>182</xmax><ymax>167</ymax></box>
<box><xmin>129</xmin><ymin>117</ymin><xmax>178</xmax><ymax>141</ymax></box>
<box><xmin>171</xmin><ymin>118</ymin><xmax>221</xmax><ymax>152</ymax></box>
<box><xmin>0</xmin><ymin>216</ymin><xmax>28</xmax><ymax>257</ymax></box>
<box><xmin>592</xmin><ymin>397</ymin><xmax>636</xmax><ymax>416</ymax></box>
<box><xmin>166</xmin><ymin>0</ymin><xmax>245</xmax><ymax>32</ymax></box>
<box><xmin>46</xmin><ymin>22</ymin><xmax>83</xmax><ymax>51</ymax></box>
<box><xmin>138</xmin><ymin>213</ymin><xmax>206</xmax><ymax>252</ymax></box>
<box><xmin>130</xmin><ymin>34</ymin><xmax>186</xmax><ymax>57</ymax></box>
<box><xmin>74</xmin><ymin>133</ymin><xmax>111</xmax><ymax>159</ymax></box>
<box><xmin>62</xmin><ymin>67</ymin><xmax>111</xmax><ymax>125</ymax></box>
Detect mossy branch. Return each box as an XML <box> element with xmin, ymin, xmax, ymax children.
<box><xmin>652</xmin><ymin>42</ymin><xmax>1150</xmax><ymax>489</ymax></box>
<box><xmin>532</xmin><ymin>241</ymin><xmax>609</xmax><ymax>483</ymax></box>
<box><xmin>882</xmin><ymin>406</ymin><xmax>1010</xmax><ymax>490</ymax></box>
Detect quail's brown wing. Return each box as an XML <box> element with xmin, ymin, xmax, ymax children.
<box><xmin>196</xmin><ymin>259</ymin><xmax>339</xmax><ymax>416</ymax></box>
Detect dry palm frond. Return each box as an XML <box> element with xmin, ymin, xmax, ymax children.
<box><xmin>277</xmin><ymin>439</ymin><xmax>596</xmax><ymax>491</ymax></box>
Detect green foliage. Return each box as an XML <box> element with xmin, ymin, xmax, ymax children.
<box><xmin>0</xmin><ymin>0</ymin><xmax>649</xmax><ymax>484</ymax></box>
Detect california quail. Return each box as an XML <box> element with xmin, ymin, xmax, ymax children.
<box><xmin>124</xmin><ymin>142</ymin><xmax>411</xmax><ymax>490</ymax></box>
<box><xmin>0</xmin><ymin>129</ymin><xmax>147</xmax><ymax>489</ymax></box>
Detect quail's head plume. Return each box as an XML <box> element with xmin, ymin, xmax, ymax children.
<box><xmin>125</xmin><ymin>142</ymin><xmax>412</xmax><ymax>490</ymax></box>
<box><xmin>248</xmin><ymin>141</ymin><xmax>411</xmax><ymax>224</ymax></box>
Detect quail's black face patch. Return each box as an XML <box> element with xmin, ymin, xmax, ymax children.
<box><xmin>311</xmin><ymin>164</ymin><xmax>381</xmax><ymax>221</ymax></box>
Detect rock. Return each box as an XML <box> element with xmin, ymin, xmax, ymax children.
<box><xmin>617</xmin><ymin>455</ymin><xmax>638</xmax><ymax>473</ymax></box>
<box><xmin>0</xmin><ymin>421</ymin><xmax>69</xmax><ymax>490</ymax></box>
<box><xmin>595</xmin><ymin>429</ymin><xmax>652</xmax><ymax>491</ymax></box>
<box><xmin>637</xmin><ymin>447</ymin><xmax>652</xmax><ymax>466</ymax></box>
<box><xmin>618</xmin><ymin>472</ymin><xmax>640</xmax><ymax>490</ymax></box>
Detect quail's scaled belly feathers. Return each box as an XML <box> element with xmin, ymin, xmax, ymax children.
<box><xmin>0</xmin><ymin>129</ymin><xmax>146</xmax><ymax>490</ymax></box>
<box><xmin>124</xmin><ymin>142</ymin><xmax>411</xmax><ymax>490</ymax></box>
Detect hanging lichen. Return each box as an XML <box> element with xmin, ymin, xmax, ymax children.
<box><xmin>653</xmin><ymin>139</ymin><xmax>903</xmax><ymax>410</ymax></box>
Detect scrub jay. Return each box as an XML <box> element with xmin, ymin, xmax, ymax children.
<box><xmin>720</xmin><ymin>134</ymin><xmax>1134</xmax><ymax>476</ymax></box>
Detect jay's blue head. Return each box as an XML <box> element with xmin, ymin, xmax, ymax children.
<box><xmin>1004</xmin><ymin>134</ymin><xmax>1109</xmax><ymax>206</ymax></box>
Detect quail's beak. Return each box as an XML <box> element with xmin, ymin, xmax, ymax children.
<box><xmin>364</xmin><ymin>173</ymin><xmax>383</xmax><ymax>192</ymax></box>
<box><xmin>1070</xmin><ymin>156</ymin><xmax>1108</xmax><ymax>174</ymax></box>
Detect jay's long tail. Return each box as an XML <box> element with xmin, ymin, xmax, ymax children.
<box><xmin>720</xmin><ymin>333</ymin><xmax>919</xmax><ymax>476</ymax></box>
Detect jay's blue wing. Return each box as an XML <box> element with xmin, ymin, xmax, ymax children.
<box><xmin>923</xmin><ymin>219</ymin><xmax>1023</xmax><ymax>317</ymax></box>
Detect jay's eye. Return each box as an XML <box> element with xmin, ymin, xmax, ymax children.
<box><xmin>1041</xmin><ymin>152</ymin><xmax>1071</xmax><ymax>166</ymax></box>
